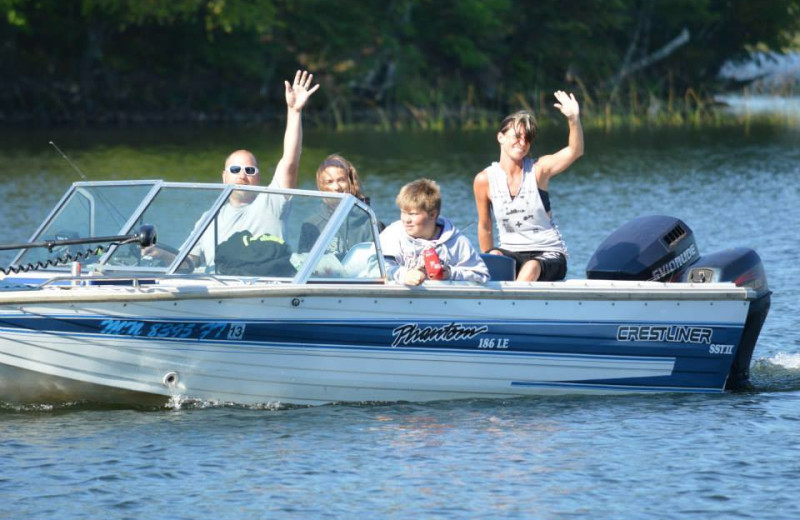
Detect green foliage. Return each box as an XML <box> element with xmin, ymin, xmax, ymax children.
<box><xmin>1</xmin><ymin>0</ymin><xmax>798</xmax><ymax>126</ymax></box>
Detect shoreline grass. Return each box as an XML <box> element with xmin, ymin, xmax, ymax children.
<box><xmin>2</xmin><ymin>89</ymin><xmax>798</xmax><ymax>132</ymax></box>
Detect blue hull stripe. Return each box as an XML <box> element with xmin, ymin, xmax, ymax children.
<box><xmin>510</xmin><ymin>381</ymin><xmax>720</xmax><ymax>394</ymax></box>
<box><xmin>0</xmin><ymin>325</ymin><xmax>675</xmax><ymax>363</ymax></box>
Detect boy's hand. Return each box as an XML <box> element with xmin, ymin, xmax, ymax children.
<box><xmin>403</xmin><ymin>268</ymin><xmax>427</xmax><ymax>286</ymax></box>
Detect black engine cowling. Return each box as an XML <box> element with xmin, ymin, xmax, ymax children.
<box><xmin>586</xmin><ymin>215</ymin><xmax>700</xmax><ymax>282</ymax></box>
<box><xmin>586</xmin><ymin>215</ymin><xmax>769</xmax><ymax>294</ymax></box>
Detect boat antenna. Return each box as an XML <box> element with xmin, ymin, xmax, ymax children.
<box><xmin>48</xmin><ymin>140</ymin><xmax>129</xmax><ymax>228</ymax></box>
<box><xmin>49</xmin><ymin>140</ymin><xmax>89</xmax><ymax>180</ymax></box>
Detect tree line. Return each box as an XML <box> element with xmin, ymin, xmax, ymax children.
<box><xmin>2</xmin><ymin>0</ymin><xmax>799</xmax><ymax>127</ymax></box>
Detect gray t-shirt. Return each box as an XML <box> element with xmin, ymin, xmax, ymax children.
<box><xmin>191</xmin><ymin>182</ymin><xmax>289</xmax><ymax>266</ymax></box>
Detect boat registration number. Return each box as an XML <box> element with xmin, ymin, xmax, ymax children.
<box><xmin>98</xmin><ymin>319</ymin><xmax>246</xmax><ymax>340</ymax></box>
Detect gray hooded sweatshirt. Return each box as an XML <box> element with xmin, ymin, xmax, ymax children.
<box><xmin>379</xmin><ymin>216</ymin><xmax>489</xmax><ymax>284</ymax></box>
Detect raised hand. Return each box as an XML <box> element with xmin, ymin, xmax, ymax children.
<box><xmin>285</xmin><ymin>70</ymin><xmax>320</xmax><ymax>112</ymax></box>
<box><xmin>553</xmin><ymin>90</ymin><xmax>580</xmax><ymax>121</ymax></box>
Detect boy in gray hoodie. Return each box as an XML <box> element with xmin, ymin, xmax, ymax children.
<box><xmin>379</xmin><ymin>179</ymin><xmax>489</xmax><ymax>285</ymax></box>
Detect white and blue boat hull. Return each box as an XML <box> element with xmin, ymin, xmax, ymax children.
<box><xmin>0</xmin><ymin>281</ymin><xmax>759</xmax><ymax>405</ymax></box>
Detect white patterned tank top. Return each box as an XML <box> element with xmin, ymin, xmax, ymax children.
<box><xmin>486</xmin><ymin>158</ymin><xmax>567</xmax><ymax>254</ymax></box>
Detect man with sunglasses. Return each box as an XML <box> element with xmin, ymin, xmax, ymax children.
<box><xmin>146</xmin><ymin>70</ymin><xmax>319</xmax><ymax>270</ymax></box>
<box><xmin>220</xmin><ymin>69</ymin><xmax>319</xmax><ymax>207</ymax></box>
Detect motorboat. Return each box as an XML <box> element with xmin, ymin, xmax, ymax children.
<box><xmin>0</xmin><ymin>180</ymin><xmax>771</xmax><ymax>406</ymax></box>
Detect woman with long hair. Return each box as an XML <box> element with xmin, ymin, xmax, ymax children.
<box><xmin>298</xmin><ymin>154</ymin><xmax>380</xmax><ymax>257</ymax></box>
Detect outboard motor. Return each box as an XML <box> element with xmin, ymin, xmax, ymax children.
<box><xmin>586</xmin><ymin>215</ymin><xmax>700</xmax><ymax>282</ymax></box>
<box><xmin>586</xmin><ymin>215</ymin><xmax>769</xmax><ymax>292</ymax></box>
<box><xmin>586</xmin><ymin>215</ymin><xmax>771</xmax><ymax>389</ymax></box>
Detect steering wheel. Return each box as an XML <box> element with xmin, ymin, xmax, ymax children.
<box><xmin>138</xmin><ymin>243</ymin><xmax>181</xmax><ymax>268</ymax></box>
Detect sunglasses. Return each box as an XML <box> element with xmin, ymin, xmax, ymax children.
<box><xmin>226</xmin><ymin>165</ymin><xmax>259</xmax><ymax>176</ymax></box>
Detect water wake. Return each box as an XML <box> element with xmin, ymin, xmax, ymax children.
<box><xmin>750</xmin><ymin>353</ymin><xmax>800</xmax><ymax>392</ymax></box>
<box><xmin>765</xmin><ymin>352</ymin><xmax>800</xmax><ymax>369</ymax></box>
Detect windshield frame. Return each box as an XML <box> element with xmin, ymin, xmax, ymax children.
<box><xmin>13</xmin><ymin>180</ymin><xmax>386</xmax><ymax>283</ymax></box>
<box><xmin>11</xmin><ymin>179</ymin><xmax>163</xmax><ymax>269</ymax></box>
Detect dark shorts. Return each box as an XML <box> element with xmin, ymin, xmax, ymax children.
<box><xmin>489</xmin><ymin>248</ymin><xmax>567</xmax><ymax>281</ymax></box>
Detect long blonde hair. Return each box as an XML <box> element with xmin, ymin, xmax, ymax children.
<box><xmin>315</xmin><ymin>154</ymin><xmax>367</xmax><ymax>202</ymax></box>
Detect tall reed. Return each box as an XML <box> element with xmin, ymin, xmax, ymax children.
<box><xmin>311</xmin><ymin>81</ymin><xmax>800</xmax><ymax>132</ymax></box>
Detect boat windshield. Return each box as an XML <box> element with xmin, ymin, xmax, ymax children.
<box><xmin>104</xmin><ymin>184</ymin><xmax>227</xmax><ymax>269</ymax></box>
<box><xmin>13</xmin><ymin>182</ymin><xmax>158</xmax><ymax>270</ymax></box>
<box><xmin>157</xmin><ymin>186</ymin><xmax>382</xmax><ymax>281</ymax></box>
<box><xmin>13</xmin><ymin>181</ymin><xmax>384</xmax><ymax>282</ymax></box>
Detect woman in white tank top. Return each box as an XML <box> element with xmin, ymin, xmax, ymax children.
<box><xmin>473</xmin><ymin>91</ymin><xmax>584</xmax><ymax>281</ymax></box>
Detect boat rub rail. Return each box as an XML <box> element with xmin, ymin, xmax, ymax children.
<box><xmin>0</xmin><ymin>278</ymin><xmax>756</xmax><ymax>305</ymax></box>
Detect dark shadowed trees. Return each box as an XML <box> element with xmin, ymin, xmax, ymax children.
<box><xmin>1</xmin><ymin>0</ymin><xmax>798</xmax><ymax>125</ymax></box>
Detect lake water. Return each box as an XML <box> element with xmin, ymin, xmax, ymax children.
<box><xmin>1</xmin><ymin>125</ymin><xmax>799</xmax><ymax>519</ymax></box>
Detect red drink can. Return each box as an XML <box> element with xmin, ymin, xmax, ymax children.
<box><xmin>423</xmin><ymin>248</ymin><xmax>444</xmax><ymax>280</ymax></box>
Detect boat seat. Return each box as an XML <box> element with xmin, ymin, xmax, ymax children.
<box><xmin>341</xmin><ymin>242</ymin><xmax>380</xmax><ymax>278</ymax></box>
<box><xmin>480</xmin><ymin>254</ymin><xmax>516</xmax><ymax>281</ymax></box>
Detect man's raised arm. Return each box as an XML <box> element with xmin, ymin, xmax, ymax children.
<box><xmin>272</xmin><ymin>70</ymin><xmax>320</xmax><ymax>189</ymax></box>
